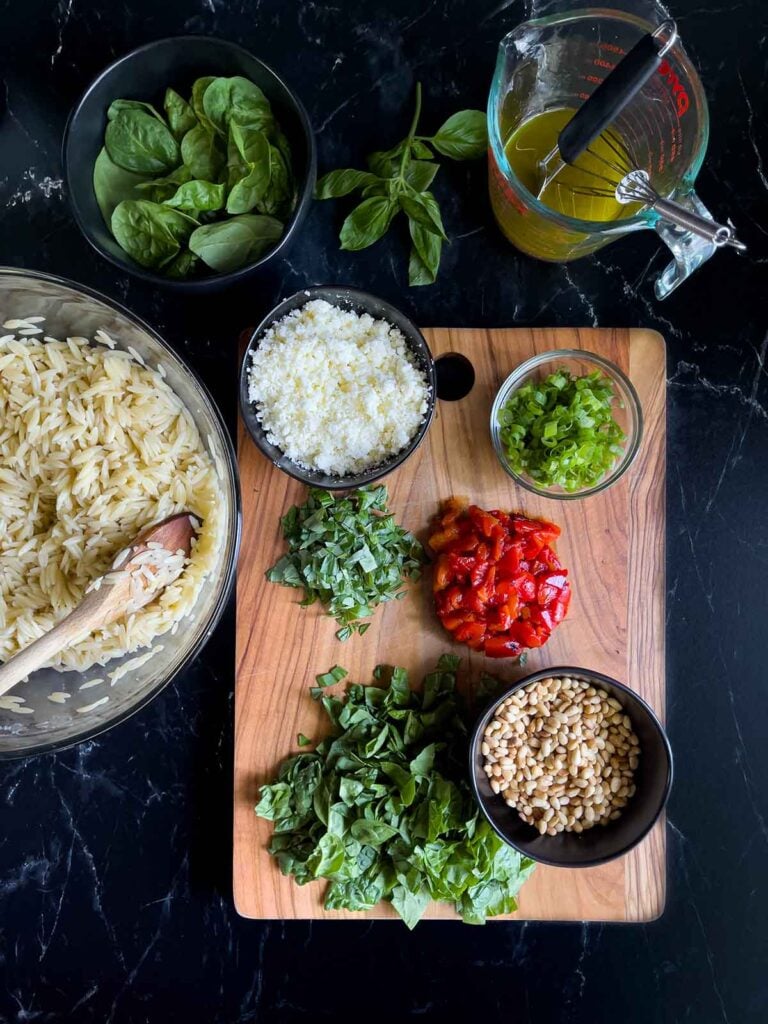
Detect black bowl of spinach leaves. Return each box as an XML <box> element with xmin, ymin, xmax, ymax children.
<box><xmin>63</xmin><ymin>36</ymin><xmax>316</xmax><ymax>290</ymax></box>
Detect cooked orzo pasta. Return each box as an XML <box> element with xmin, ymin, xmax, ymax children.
<box><xmin>0</xmin><ymin>318</ymin><xmax>223</xmax><ymax>672</ymax></box>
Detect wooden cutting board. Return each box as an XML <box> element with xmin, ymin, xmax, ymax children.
<box><xmin>234</xmin><ymin>327</ymin><xmax>666</xmax><ymax>922</ymax></box>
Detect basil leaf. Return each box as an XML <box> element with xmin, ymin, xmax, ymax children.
<box><xmin>340</xmin><ymin>196</ymin><xmax>397</xmax><ymax>251</ymax></box>
<box><xmin>315</xmin><ymin>666</ymin><xmax>348</xmax><ymax>688</ymax></box>
<box><xmin>105</xmin><ymin>109</ymin><xmax>180</xmax><ymax>174</ymax></box>
<box><xmin>163</xmin><ymin>87</ymin><xmax>197</xmax><ymax>140</ymax></box>
<box><xmin>266</xmin><ymin>487</ymin><xmax>425</xmax><ymax>635</ymax></box>
<box><xmin>399</xmin><ymin>188</ymin><xmax>447</xmax><ymax>240</ymax></box>
<box><xmin>361</xmin><ymin>180</ymin><xmax>389</xmax><ymax>198</ymax></box>
<box><xmin>164</xmin><ymin>179</ymin><xmax>225</xmax><ymax>214</ymax></box>
<box><xmin>189</xmin><ymin>213</ymin><xmax>283</xmax><ymax>272</ymax></box>
<box><xmin>411</xmin><ymin>139</ymin><xmax>434</xmax><ymax>159</ymax></box>
<box><xmin>297</xmin><ymin>733</ymin><xmax>311</xmax><ymax>747</ymax></box>
<box><xmin>164</xmin><ymin>249</ymin><xmax>199</xmax><ymax>279</ymax></box>
<box><xmin>408</xmin><ymin>219</ymin><xmax>442</xmax><ymax>286</ymax></box>
<box><xmin>366</xmin><ymin>145</ymin><xmax>403</xmax><ymax>178</ymax></box>
<box><xmin>430</xmin><ymin>109</ymin><xmax>487</xmax><ymax>160</ymax></box>
<box><xmin>180</xmin><ymin>124</ymin><xmax>225</xmax><ymax>182</ymax></box>
<box><xmin>315</xmin><ymin>168</ymin><xmax>381</xmax><ymax>199</ymax></box>
<box><xmin>110</xmin><ymin>199</ymin><xmax>193</xmax><ymax>269</ymax></box>
<box><xmin>404</xmin><ymin>160</ymin><xmax>438</xmax><ymax>192</ymax></box>
<box><xmin>93</xmin><ymin>147</ymin><xmax>151</xmax><ymax>224</ymax></box>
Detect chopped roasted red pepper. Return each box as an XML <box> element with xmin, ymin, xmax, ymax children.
<box><xmin>428</xmin><ymin>500</ymin><xmax>571</xmax><ymax>659</ymax></box>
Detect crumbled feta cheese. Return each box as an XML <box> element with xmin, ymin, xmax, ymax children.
<box><xmin>247</xmin><ymin>299</ymin><xmax>430</xmax><ymax>476</ymax></box>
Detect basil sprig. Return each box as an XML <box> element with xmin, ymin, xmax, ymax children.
<box><xmin>256</xmin><ymin>655</ymin><xmax>536</xmax><ymax>927</ymax></box>
<box><xmin>315</xmin><ymin>83</ymin><xmax>487</xmax><ymax>286</ymax></box>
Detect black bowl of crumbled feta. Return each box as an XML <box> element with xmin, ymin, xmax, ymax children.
<box><xmin>239</xmin><ymin>286</ymin><xmax>436</xmax><ymax>489</ymax></box>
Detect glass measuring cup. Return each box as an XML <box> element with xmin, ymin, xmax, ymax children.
<box><xmin>488</xmin><ymin>7</ymin><xmax>716</xmax><ymax>299</ymax></box>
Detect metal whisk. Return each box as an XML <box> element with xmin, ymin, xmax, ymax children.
<box><xmin>536</xmin><ymin>18</ymin><xmax>745</xmax><ymax>252</ymax></box>
<box><xmin>558</xmin><ymin>128</ymin><xmax>746</xmax><ymax>251</ymax></box>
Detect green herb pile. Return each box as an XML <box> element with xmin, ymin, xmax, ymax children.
<box><xmin>498</xmin><ymin>368</ymin><xmax>627</xmax><ymax>491</ymax></box>
<box><xmin>315</xmin><ymin>83</ymin><xmax>487</xmax><ymax>286</ymax></box>
<box><xmin>255</xmin><ymin>655</ymin><xmax>535</xmax><ymax>927</ymax></box>
<box><xmin>93</xmin><ymin>77</ymin><xmax>294</xmax><ymax>278</ymax></box>
<box><xmin>266</xmin><ymin>487</ymin><xmax>425</xmax><ymax>641</ymax></box>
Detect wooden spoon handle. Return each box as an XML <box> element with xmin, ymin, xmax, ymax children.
<box><xmin>0</xmin><ymin>590</ymin><xmax>114</xmax><ymax>698</ymax></box>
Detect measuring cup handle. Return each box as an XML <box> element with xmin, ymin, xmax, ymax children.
<box><xmin>652</xmin><ymin>188</ymin><xmax>720</xmax><ymax>300</ymax></box>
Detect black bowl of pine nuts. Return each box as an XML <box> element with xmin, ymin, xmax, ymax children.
<box><xmin>470</xmin><ymin>667</ymin><xmax>672</xmax><ymax>868</ymax></box>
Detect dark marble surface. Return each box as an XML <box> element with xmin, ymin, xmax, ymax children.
<box><xmin>1</xmin><ymin>0</ymin><xmax>767</xmax><ymax>1020</ymax></box>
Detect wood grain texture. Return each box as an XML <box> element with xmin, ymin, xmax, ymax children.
<box><xmin>234</xmin><ymin>327</ymin><xmax>666</xmax><ymax>922</ymax></box>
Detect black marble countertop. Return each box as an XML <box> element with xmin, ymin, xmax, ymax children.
<box><xmin>1</xmin><ymin>0</ymin><xmax>766</xmax><ymax>1020</ymax></box>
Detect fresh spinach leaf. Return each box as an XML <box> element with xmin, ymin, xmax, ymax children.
<box><xmin>256</xmin><ymin>143</ymin><xmax>292</xmax><ymax>217</ymax></box>
<box><xmin>105</xmin><ymin>109</ymin><xmax>180</xmax><ymax>174</ymax></box>
<box><xmin>203</xmin><ymin>75</ymin><xmax>272</xmax><ymax>134</ymax></box>
<box><xmin>164</xmin><ymin>179</ymin><xmax>225</xmax><ymax>214</ymax></box>
<box><xmin>225</xmin><ymin>124</ymin><xmax>271</xmax><ymax>214</ymax></box>
<box><xmin>189</xmin><ymin>213</ymin><xmax>283</xmax><ymax>272</ymax></box>
<box><xmin>133</xmin><ymin>163</ymin><xmax>192</xmax><ymax>203</ymax></box>
<box><xmin>256</xmin><ymin>657</ymin><xmax>535</xmax><ymax>927</ymax></box>
<box><xmin>180</xmin><ymin>124</ymin><xmax>225</xmax><ymax>182</ymax></box>
<box><xmin>164</xmin><ymin>249</ymin><xmax>200</xmax><ymax>279</ymax></box>
<box><xmin>163</xmin><ymin>87</ymin><xmax>198</xmax><ymax>140</ymax></box>
<box><xmin>110</xmin><ymin>199</ymin><xmax>194</xmax><ymax>269</ymax></box>
<box><xmin>107</xmin><ymin>99</ymin><xmax>165</xmax><ymax>123</ymax></box>
<box><xmin>93</xmin><ymin>147</ymin><xmax>151</xmax><ymax>224</ymax></box>
<box><xmin>190</xmin><ymin>76</ymin><xmax>217</xmax><ymax>133</ymax></box>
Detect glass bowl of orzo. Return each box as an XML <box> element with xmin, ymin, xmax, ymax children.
<box><xmin>0</xmin><ymin>268</ymin><xmax>240</xmax><ymax>758</ymax></box>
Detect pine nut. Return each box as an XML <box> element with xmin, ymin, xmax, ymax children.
<box><xmin>481</xmin><ymin>677</ymin><xmax>641</xmax><ymax>834</ymax></box>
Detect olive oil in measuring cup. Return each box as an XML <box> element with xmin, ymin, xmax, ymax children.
<box><xmin>493</xmin><ymin>108</ymin><xmax>639</xmax><ymax>261</ymax></box>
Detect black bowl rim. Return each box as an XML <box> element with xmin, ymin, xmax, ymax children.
<box><xmin>62</xmin><ymin>35</ymin><xmax>316</xmax><ymax>291</ymax></box>
<box><xmin>238</xmin><ymin>285</ymin><xmax>438</xmax><ymax>490</ymax></box>
<box><xmin>468</xmin><ymin>665</ymin><xmax>673</xmax><ymax>868</ymax></box>
<box><xmin>0</xmin><ymin>266</ymin><xmax>242</xmax><ymax>760</ymax></box>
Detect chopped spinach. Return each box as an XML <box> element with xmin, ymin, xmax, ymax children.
<box><xmin>256</xmin><ymin>655</ymin><xmax>536</xmax><ymax>927</ymax></box>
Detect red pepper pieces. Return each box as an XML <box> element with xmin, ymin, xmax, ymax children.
<box><xmin>429</xmin><ymin>501</ymin><xmax>571</xmax><ymax>658</ymax></box>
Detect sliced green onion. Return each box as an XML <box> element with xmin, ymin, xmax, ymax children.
<box><xmin>499</xmin><ymin>369</ymin><xmax>626</xmax><ymax>492</ymax></box>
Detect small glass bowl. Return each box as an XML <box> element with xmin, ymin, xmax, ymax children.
<box><xmin>490</xmin><ymin>349</ymin><xmax>643</xmax><ymax>500</ymax></box>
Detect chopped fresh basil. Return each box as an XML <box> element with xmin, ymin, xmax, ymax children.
<box><xmin>266</xmin><ymin>487</ymin><xmax>426</xmax><ymax>640</ymax></box>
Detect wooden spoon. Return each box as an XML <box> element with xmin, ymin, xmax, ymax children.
<box><xmin>0</xmin><ymin>512</ymin><xmax>199</xmax><ymax>698</ymax></box>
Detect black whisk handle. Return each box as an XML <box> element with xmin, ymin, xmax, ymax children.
<box><xmin>558</xmin><ymin>23</ymin><xmax>675</xmax><ymax>165</ymax></box>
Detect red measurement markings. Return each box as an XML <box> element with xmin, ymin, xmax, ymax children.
<box><xmin>488</xmin><ymin>149</ymin><xmax>528</xmax><ymax>216</ymax></box>
<box><xmin>658</xmin><ymin>59</ymin><xmax>690</xmax><ymax>117</ymax></box>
